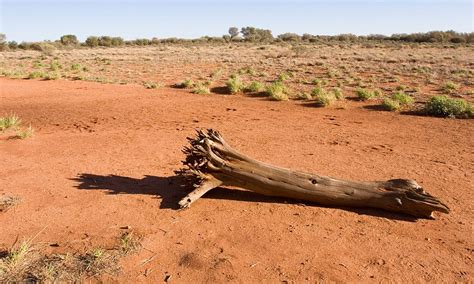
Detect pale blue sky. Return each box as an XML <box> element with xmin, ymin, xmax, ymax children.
<box><xmin>1</xmin><ymin>0</ymin><xmax>472</xmax><ymax>42</ymax></box>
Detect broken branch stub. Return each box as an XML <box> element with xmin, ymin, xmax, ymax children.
<box><xmin>176</xmin><ymin>129</ymin><xmax>449</xmax><ymax>218</ymax></box>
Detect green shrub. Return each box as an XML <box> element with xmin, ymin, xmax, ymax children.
<box><xmin>71</xmin><ymin>63</ymin><xmax>83</xmax><ymax>71</ymax></box>
<box><xmin>311</xmin><ymin>86</ymin><xmax>324</xmax><ymax>97</ymax></box>
<box><xmin>44</xmin><ymin>72</ymin><xmax>61</xmax><ymax>80</ymax></box>
<box><xmin>28</xmin><ymin>71</ymin><xmax>46</xmax><ymax>79</ymax></box>
<box><xmin>143</xmin><ymin>81</ymin><xmax>161</xmax><ymax>89</ymax></box>
<box><xmin>60</xmin><ymin>34</ymin><xmax>78</xmax><ymax>45</ymax></box>
<box><xmin>176</xmin><ymin>79</ymin><xmax>194</xmax><ymax>89</ymax></box>
<box><xmin>226</xmin><ymin>75</ymin><xmax>244</xmax><ymax>94</ymax></box>
<box><xmin>332</xmin><ymin>87</ymin><xmax>344</xmax><ymax>100</ymax></box>
<box><xmin>0</xmin><ymin>114</ymin><xmax>21</xmax><ymax>131</ymax></box>
<box><xmin>424</xmin><ymin>95</ymin><xmax>473</xmax><ymax>118</ymax></box>
<box><xmin>314</xmin><ymin>91</ymin><xmax>335</xmax><ymax>107</ymax></box>
<box><xmin>442</xmin><ymin>81</ymin><xmax>458</xmax><ymax>93</ymax></box>
<box><xmin>85</xmin><ymin>36</ymin><xmax>99</xmax><ymax>47</ymax></box>
<box><xmin>392</xmin><ymin>92</ymin><xmax>414</xmax><ymax>105</ymax></box>
<box><xmin>245</xmin><ymin>81</ymin><xmax>264</xmax><ymax>93</ymax></box>
<box><xmin>265</xmin><ymin>81</ymin><xmax>288</xmax><ymax>101</ymax></box>
<box><xmin>382</xmin><ymin>98</ymin><xmax>401</xmax><ymax>111</ymax></box>
<box><xmin>192</xmin><ymin>83</ymin><xmax>210</xmax><ymax>94</ymax></box>
<box><xmin>356</xmin><ymin>88</ymin><xmax>379</xmax><ymax>101</ymax></box>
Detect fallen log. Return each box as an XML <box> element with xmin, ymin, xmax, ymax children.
<box><xmin>176</xmin><ymin>129</ymin><xmax>449</xmax><ymax>218</ymax></box>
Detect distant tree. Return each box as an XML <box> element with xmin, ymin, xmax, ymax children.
<box><xmin>85</xmin><ymin>36</ymin><xmax>99</xmax><ymax>47</ymax></box>
<box><xmin>98</xmin><ymin>36</ymin><xmax>112</xmax><ymax>47</ymax></box>
<box><xmin>228</xmin><ymin>27</ymin><xmax>239</xmax><ymax>39</ymax></box>
<box><xmin>60</xmin><ymin>34</ymin><xmax>79</xmax><ymax>45</ymax></box>
<box><xmin>8</xmin><ymin>41</ymin><xmax>18</xmax><ymax>49</ymax></box>
<box><xmin>0</xmin><ymin>33</ymin><xmax>6</xmax><ymax>51</ymax></box>
<box><xmin>277</xmin><ymin>33</ymin><xmax>301</xmax><ymax>42</ymax></box>
<box><xmin>240</xmin><ymin>27</ymin><xmax>274</xmax><ymax>42</ymax></box>
<box><xmin>111</xmin><ymin>37</ymin><xmax>124</xmax><ymax>46</ymax></box>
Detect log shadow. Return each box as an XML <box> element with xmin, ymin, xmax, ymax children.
<box><xmin>72</xmin><ymin>173</ymin><xmax>417</xmax><ymax>221</ymax></box>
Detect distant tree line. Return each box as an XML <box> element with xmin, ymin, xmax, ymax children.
<box><xmin>1</xmin><ymin>29</ymin><xmax>473</xmax><ymax>51</ymax></box>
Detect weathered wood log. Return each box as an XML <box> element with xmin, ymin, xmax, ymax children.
<box><xmin>175</xmin><ymin>129</ymin><xmax>449</xmax><ymax>218</ymax></box>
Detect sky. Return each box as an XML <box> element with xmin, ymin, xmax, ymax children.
<box><xmin>0</xmin><ymin>0</ymin><xmax>472</xmax><ymax>42</ymax></box>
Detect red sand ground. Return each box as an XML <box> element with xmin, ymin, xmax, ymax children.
<box><xmin>0</xmin><ymin>78</ymin><xmax>473</xmax><ymax>282</ymax></box>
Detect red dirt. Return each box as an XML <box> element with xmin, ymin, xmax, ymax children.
<box><xmin>0</xmin><ymin>78</ymin><xmax>473</xmax><ymax>282</ymax></box>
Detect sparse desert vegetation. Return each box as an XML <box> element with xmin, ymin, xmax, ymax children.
<box><xmin>1</xmin><ymin>25</ymin><xmax>473</xmax><ymax>283</ymax></box>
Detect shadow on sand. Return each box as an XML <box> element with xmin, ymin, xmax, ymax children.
<box><xmin>71</xmin><ymin>173</ymin><xmax>418</xmax><ymax>221</ymax></box>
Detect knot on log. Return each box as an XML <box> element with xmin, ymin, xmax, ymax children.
<box><xmin>175</xmin><ymin>129</ymin><xmax>450</xmax><ymax>218</ymax></box>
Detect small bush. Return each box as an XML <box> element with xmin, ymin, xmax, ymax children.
<box><xmin>226</xmin><ymin>75</ymin><xmax>244</xmax><ymax>94</ymax></box>
<box><xmin>0</xmin><ymin>114</ymin><xmax>21</xmax><ymax>131</ymax></box>
<box><xmin>356</xmin><ymin>88</ymin><xmax>379</xmax><ymax>101</ymax></box>
<box><xmin>332</xmin><ymin>88</ymin><xmax>344</xmax><ymax>100</ymax></box>
<box><xmin>392</xmin><ymin>92</ymin><xmax>414</xmax><ymax>105</ymax></box>
<box><xmin>28</xmin><ymin>71</ymin><xmax>46</xmax><ymax>79</ymax></box>
<box><xmin>265</xmin><ymin>81</ymin><xmax>288</xmax><ymax>101</ymax></box>
<box><xmin>314</xmin><ymin>91</ymin><xmax>335</xmax><ymax>107</ymax></box>
<box><xmin>44</xmin><ymin>72</ymin><xmax>61</xmax><ymax>80</ymax></box>
<box><xmin>442</xmin><ymin>81</ymin><xmax>459</xmax><ymax>93</ymax></box>
<box><xmin>245</xmin><ymin>81</ymin><xmax>264</xmax><ymax>93</ymax></box>
<box><xmin>175</xmin><ymin>79</ymin><xmax>194</xmax><ymax>89</ymax></box>
<box><xmin>16</xmin><ymin>125</ymin><xmax>34</xmax><ymax>139</ymax></box>
<box><xmin>192</xmin><ymin>83</ymin><xmax>210</xmax><ymax>94</ymax></box>
<box><xmin>382</xmin><ymin>98</ymin><xmax>401</xmax><ymax>111</ymax></box>
<box><xmin>424</xmin><ymin>95</ymin><xmax>473</xmax><ymax>118</ymax></box>
<box><xmin>143</xmin><ymin>81</ymin><xmax>161</xmax><ymax>89</ymax></box>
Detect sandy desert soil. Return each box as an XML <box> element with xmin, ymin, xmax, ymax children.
<box><xmin>0</xmin><ymin>73</ymin><xmax>473</xmax><ymax>282</ymax></box>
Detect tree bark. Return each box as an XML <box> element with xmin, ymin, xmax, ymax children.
<box><xmin>176</xmin><ymin>129</ymin><xmax>449</xmax><ymax>218</ymax></box>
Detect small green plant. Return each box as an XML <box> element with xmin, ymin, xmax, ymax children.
<box><xmin>182</xmin><ymin>79</ymin><xmax>195</xmax><ymax>88</ymax></box>
<box><xmin>0</xmin><ymin>114</ymin><xmax>21</xmax><ymax>131</ymax></box>
<box><xmin>382</xmin><ymin>98</ymin><xmax>401</xmax><ymax>111</ymax></box>
<box><xmin>49</xmin><ymin>61</ymin><xmax>62</xmax><ymax>71</ymax></box>
<box><xmin>296</xmin><ymin>92</ymin><xmax>312</xmax><ymax>100</ymax></box>
<box><xmin>28</xmin><ymin>71</ymin><xmax>46</xmax><ymax>79</ymax></box>
<box><xmin>70</xmin><ymin>63</ymin><xmax>82</xmax><ymax>71</ymax></box>
<box><xmin>314</xmin><ymin>91</ymin><xmax>335</xmax><ymax>107</ymax></box>
<box><xmin>143</xmin><ymin>81</ymin><xmax>161</xmax><ymax>89</ymax></box>
<box><xmin>265</xmin><ymin>81</ymin><xmax>288</xmax><ymax>101</ymax></box>
<box><xmin>245</xmin><ymin>81</ymin><xmax>264</xmax><ymax>93</ymax></box>
<box><xmin>424</xmin><ymin>95</ymin><xmax>473</xmax><ymax>118</ymax></box>
<box><xmin>226</xmin><ymin>75</ymin><xmax>244</xmax><ymax>94</ymax></box>
<box><xmin>442</xmin><ymin>81</ymin><xmax>458</xmax><ymax>93</ymax></box>
<box><xmin>277</xmin><ymin>73</ymin><xmax>289</xmax><ymax>82</ymax></box>
<box><xmin>44</xmin><ymin>72</ymin><xmax>61</xmax><ymax>80</ymax></box>
<box><xmin>332</xmin><ymin>87</ymin><xmax>344</xmax><ymax>100</ymax></box>
<box><xmin>392</xmin><ymin>92</ymin><xmax>414</xmax><ymax>105</ymax></box>
<box><xmin>16</xmin><ymin>125</ymin><xmax>34</xmax><ymax>139</ymax></box>
<box><xmin>356</xmin><ymin>88</ymin><xmax>379</xmax><ymax>101</ymax></box>
<box><xmin>119</xmin><ymin>232</ymin><xmax>142</xmax><ymax>255</ymax></box>
<box><xmin>192</xmin><ymin>83</ymin><xmax>210</xmax><ymax>94</ymax></box>
<box><xmin>311</xmin><ymin>86</ymin><xmax>324</xmax><ymax>97</ymax></box>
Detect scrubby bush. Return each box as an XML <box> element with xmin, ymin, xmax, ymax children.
<box><xmin>424</xmin><ymin>95</ymin><xmax>473</xmax><ymax>118</ymax></box>
<box><xmin>245</xmin><ymin>81</ymin><xmax>264</xmax><ymax>93</ymax></box>
<box><xmin>28</xmin><ymin>71</ymin><xmax>46</xmax><ymax>79</ymax></box>
<box><xmin>356</xmin><ymin>88</ymin><xmax>379</xmax><ymax>101</ymax></box>
<box><xmin>382</xmin><ymin>98</ymin><xmax>400</xmax><ymax>111</ymax></box>
<box><xmin>381</xmin><ymin>91</ymin><xmax>415</xmax><ymax>112</ymax></box>
<box><xmin>85</xmin><ymin>36</ymin><xmax>99</xmax><ymax>47</ymax></box>
<box><xmin>265</xmin><ymin>81</ymin><xmax>288</xmax><ymax>101</ymax></box>
<box><xmin>312</xmin><ymin>88</ymin><xmax>344</xmax><ymax>107</ymax></box>
<box><xmin>226</xmin><ymin>75</ymin><xmax>244</xmax><ymax>94</ymax></box>
<box><xmin>442</xmin><ymin>81</ymin><xmax>459</xmax><ymax>94</ymax></box>
<box><xmin>193</xmin><ymin>83</ymin><xmax>210</xmax><ymax>94</ymax></box>
<box><xmin>277</xmin><ymin>33</ymin><xmax>301</xmax><ymax>42</ymax></box>
<box><xmin>60</xmin><ymin>34</ymin><xmax>79</xmax><ymax>45</ymax></box>
<box><xmin>241</xmin><ymin>27</ymin><xmax>274</xmax><ymax>42</ymax></box>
